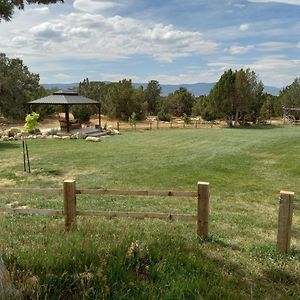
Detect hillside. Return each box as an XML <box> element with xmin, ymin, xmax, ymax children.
<box><xmin>42</xmin><ymin>82</ymin><xmax>281</xmax><ymax>96</ymax></box>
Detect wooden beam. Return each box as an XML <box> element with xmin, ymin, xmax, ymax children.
<box><xmin>98</xmin><ymin>103</ymin><xmax>101</xmax><ymax>127</ymax></box>
<box><xmin>76</xmin><ymin>189</ymin><xmax>197</xmax><ymax>198</ymax></box>
<box><xmin>293</xmin><ymin>203</ymin><xmax>300</xmax><ymax>211</ymax></box>
<box><xmin>197</xmin><ymin>182</ymin><xmax>210</xmax><ymax>238</ymax></box>
<box><xmin>64</xmin><ymin>104</ymin><xmax>70</xmax><ymax>133</ymax></box>
<box><xmin>0</xmin><ymin>207</ymin><xmax>63</xmax><ymax>216</ymax></box>
<box><xmin>0</xmin><ymin>188</ymin><xmax>62</xmax><ymax>194</ymax></box>
<box><xmin>277</xmin><ymin>191</ymin><xmax>294</xmax><ymax>253</ymax></box>
<box><xmin>63</xmin><ymin>180</ymin><xmax>76</xmax><ymax>231</ymax></box>
<box><xmin>291</xmin><ymin>231</ymin><xmax>300</xmax><ymax>238</ymax></box>
<box><xmin>76</xmin><ymin>210</ymin><xmax>197</xmax><ymax>221</ymax></box>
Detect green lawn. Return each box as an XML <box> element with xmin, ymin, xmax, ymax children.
<box><xmin>0</xmin><ymin>126</ymin><xmax>300</xmax><ymax>299</ymax></box>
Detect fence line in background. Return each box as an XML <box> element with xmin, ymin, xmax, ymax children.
<box><xmin>277</xmin><ymin>191</ymin><xmax>300</xmax><ymax>253</ymax></box>
<box><xmin>115</xmin><ymin>120</ymin><xmax>216</xmax><ymax>131</ymax></box>
<box><xmin>0</xmin><ymin>180</ymin><xmax>210</xmax><ymax>238</ymax></box>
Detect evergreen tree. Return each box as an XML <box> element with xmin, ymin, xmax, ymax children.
<box><xmin>0</xmin><ymin>0</ymin><xmax>64</xmax><ymax>21</ymax></box>
<box><xmin>145</xmin><ymin>80</ymin><xmax>161</xmax><ymax>115</ymax></box>
<box><xmin>104</xmin><ymin>79</ymin><xmax>147</xmax><ymax>120</ymax></box>
<box><xmin>0</xmin><ymin>53</ymin><xmax>40</xmax><ymax>119</ymax></box>
<box><xmin>166</xmin><ymin>87</ymin><xmax>195</xmax><ymax>117</ymax></box>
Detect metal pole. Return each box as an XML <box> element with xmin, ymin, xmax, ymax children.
<box><xmin>65</xmin><ymin>105</ymin><xmax>70</xmax><ymax>132</ymax></box>
<box><xmin>25</xmin><ymin>141</ymin><xmax>31</xmax><ymax>173</ymax></box>
<box><xmin>22</xmin><ymin>140</ymin><xmax>27</xmax><ymax>172</ymax></box>
<box><xmin>98</xmin><ymin>103</ymin><xmax>101</xmax><ymax>128</ymax></box>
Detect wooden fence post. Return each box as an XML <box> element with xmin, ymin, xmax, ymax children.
<box><xmin>117</xmin><ymin>121</ymin><xmax>119</xmax><ymax>131</ymax></box>
<box><xmin>156</xmin><ymin>120</ymin><xmax>159</xmax><ymax>129</ymax></box>
<box><xmin>197</xmin><ymin>182</ymin><xmax>210</xmax><ymax>238</ymax></box>
<box><xmin>277</xmin><ymin>191</ymin><xmax>294</xmax><ymax>253</ymax></box>
<box><xmin>63</xmin><ymin>180</ymin><xmax>77</xmax><ymax>231</ymax></box>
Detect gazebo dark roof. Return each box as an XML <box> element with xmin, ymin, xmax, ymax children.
<box><xmin>28</xmin><ymin>90</ymin><xmax>98</xmax><ymax>105</ymax></box>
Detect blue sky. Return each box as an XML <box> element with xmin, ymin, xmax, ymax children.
<box><xmin>0</xmin><ymin>0</ymin><xmax>299</xmax><ymax>87</ymax></box>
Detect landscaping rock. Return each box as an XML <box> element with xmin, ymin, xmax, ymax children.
<box><xmin>75</xmin><ymin>132</ymin><xmax>87</xmax><ymax>139</ymax></box>
<box><xmin>7</xmin><ymin>128</ymin><xmax>21</xmax><ymax>137</ymax></box>
<box><xmin>52</xmin><ymin>135</ymin><xmax>62</xmax><ymax>139</ymax></box>
<box><xmin>62</xmin><ymin>136</ymin><xmax>71</xmax><ymax>140</ymax></box>
<box><xmin>85</xmin><ymin>137</ymin><xmax>101</xmax><ymax>142</ymax></box>
<box><xmin>21</xmin><ymin>131</ymin><xmax>30</xmax><ymax>138</ymax></box>
<box><xmin>14</xmin><ymin>133</ymin><xmax>22</xmax><ymax>140</ymax></box>
<box><xmin>2</xmin><ymin>136</ymin><xmax>9</xmax><ymax>141</ymax></box>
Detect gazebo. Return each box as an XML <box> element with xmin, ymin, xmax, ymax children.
<box><xmin>283</xmin><ymin>107</ymin><xmax>300</xmax><ymax>125</ymax></box>
<box><xmin>28</xmin><ymin>90</ymin><xmax>101</xmax><ymax>132</ymax></box>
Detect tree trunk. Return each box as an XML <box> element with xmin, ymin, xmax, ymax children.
<box><xmin>0</xmin><ymin>253</ymin><xmax>18</xmax><ymax>299</ymax></box>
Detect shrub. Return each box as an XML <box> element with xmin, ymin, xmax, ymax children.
<box><xmin>157</xmin><ymin>111</ymin><xmax>171</xmax><ymax>122</ymax></box>
<box><xmin>71</xmin><ymin>106</ymin><xmax>93</xmax><ymax>122</ymax></box>
<box><xmin>128</xmin><ymin>112</ymin><xmax>137</xmax><ymax>129</ymax></box>
<box><xmin>25</xmin><ymin>112</ymin><xmax>39</xmax><ymax>133</ymax></box>
<box><xmin>182</xmin><ymin>113</ymin><xmax>191</xmax><ymax>124</ymax></box>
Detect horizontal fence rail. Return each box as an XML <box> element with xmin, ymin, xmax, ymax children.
<box><xmin>0</xmin><ymin>188</ymin><xmax>63</xmax><ymax>194</ymax></box>
<box><xmin>76</xmin><ymin>189</ymin><xmax>197</xmax><ymax>197</ymax></box>
<box><xmin>0</xmin><ymin>180</ymin><xmax>209</xmax><ymax>237</ymax></box>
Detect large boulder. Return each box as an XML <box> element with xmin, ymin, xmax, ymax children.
<box><xmin>7</xmin><ymin>128</ymin><xmax>21</xmax><ymax>138</ymax></box>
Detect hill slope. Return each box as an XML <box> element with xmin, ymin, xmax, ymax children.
<box><xmin>42</xmin><ymin>82</ymin><xmax>281</xmax><ymax>96</ymax></box>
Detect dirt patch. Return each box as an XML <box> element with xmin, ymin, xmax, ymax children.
<box><xmin>0</xmin><ymin>178</ymin><xmax>16</xmax><ymax>186</ymax></box>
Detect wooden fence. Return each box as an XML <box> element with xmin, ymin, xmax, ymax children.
<box><xmin>115</xmin><ymin>120</ymin><xmax>217</xmax><ymax>131</ymax></box>
<box><xmin>277</xmin><ymin>191</ymin><xmax>300</xmax><ymax>253</ymax></box>
<box><xmin>0</xmin><ymin>180</ymin><xmax>210</xmax><ymax>237</ymax></box>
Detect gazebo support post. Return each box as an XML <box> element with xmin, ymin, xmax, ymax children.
<box><xmin>98</xmin><ymin>103</ymin><xmax>101</xmax><ymax>128</ymax></box>
<box><xmin>64</xmin><ymin>104</ymin><xmax>70</xmax><ymax>133</ymax></box>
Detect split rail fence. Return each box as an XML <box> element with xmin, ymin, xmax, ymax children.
<box><xmin>0</xmin><ymin>180</ymin><xmax>210</xmax><ymax>238</ymax></box>
<box><xmin>277</xmin><ymin>191</ymin><xmax>300</xmax><ymax>253</ymax></box>
<box><xmin>1</xmin><ymin>183</ymin><xmax>299</xmax><ymax>253</ymax></box>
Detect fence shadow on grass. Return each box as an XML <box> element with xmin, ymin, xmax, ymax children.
<box><xmin>229</xmin><ymin>124</ymin><xmax>283</xmax><ymax>130</ymax></box>
<box><xmin>0</xmin><ymin>142</ymin><xmax>20</xmax><ymax>150</ymax></box>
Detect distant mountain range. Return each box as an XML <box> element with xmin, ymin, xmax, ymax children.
<box><xmin>42</xmin><ymin>82</ymin><xmax>281</xmax><ymax>96</ymax></box>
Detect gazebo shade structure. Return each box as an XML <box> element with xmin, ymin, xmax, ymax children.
<box><xmin>28</xmin><ymin>91</ymin><xmax>101</xmax><ymax>132</ymax></box>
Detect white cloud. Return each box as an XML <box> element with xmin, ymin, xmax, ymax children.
<box><xmin>257</xmin><ymin>41</ymin><xmax>293</xmax><ymax>51</ymax></box>
<box><xmin>29</xmin><ymin>7</ymin><xmax>49</xmax><ymax>14</ymax></box>
<box><xmin>73</xmin><ymin>0</ymin><xmax>121</xmax><ymax>13</ymax></box>
<box><xmin>226</xmin><ymin>45</ymin><xmax>254</xmax><ymax>54</ymax></box>
<box><xmin>98</xmin><ymin>72</ymin><xmax>138</xmax><ymax>82</ymax></box>
<box><xmin>147</xmin><ymin>70</ymin><xmax>220</xmax><ymax>85</ymax></box>
<box><xmin>208</xmin><ymin>57</ymin><xmax>300</xmax><ymax>87</ymax></box>
<box><xmin>297</xmin><ymin>42</ymin><xmax>300</xmax><ymax>48</ymax></box>
<box><xmin>239</xmin><ymin>23</ymin><xmax>249</xmax><ymax>31</ymax></box>
<box><xmin>248</xmin><ymin>0</ymin><xmax>300</xmax><ymax>6</ymax></box>
<box><xmin>53</xmin><ymin>73</ymin><xmax>73</xmax><ymax>82</ymax></box>
<box><xmin>3</xmin><ymin>12</ymin><xmax>217</xmax><ymax>63</ymax></box>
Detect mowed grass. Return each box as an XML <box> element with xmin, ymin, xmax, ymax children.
<box><xmin>0</xmin><ymin>126</ymin><xmax>300</xmax><ymax>299</ymax></box>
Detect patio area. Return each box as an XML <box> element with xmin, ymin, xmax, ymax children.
<box><xmin>56</xmin><ymin>127</ymin><xmax>107</xmax><ymax>137</ymax></box>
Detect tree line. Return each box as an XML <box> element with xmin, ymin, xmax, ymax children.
<box><xmin>1</xmin><ymin>53</ymin><xmax>300</xmax><ymax>125</ymax></box>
